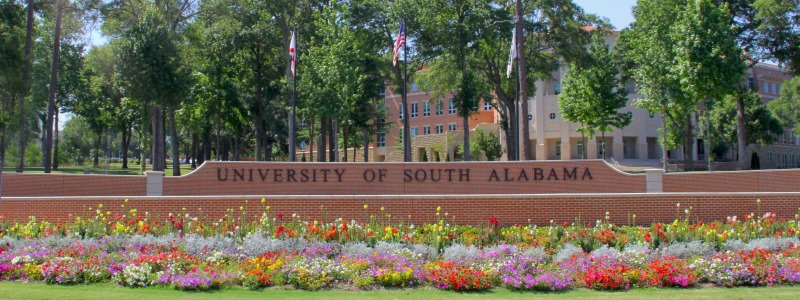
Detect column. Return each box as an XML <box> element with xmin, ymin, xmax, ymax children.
<box><xmin>612</xmin><ymin>130</ymin><xmax>624</xmax><ymax>160</ymax></box>
<box><xmin>535</xmin><ymin>80</ymin><xmax>547</xmax><ymax>160</ymax></box>
<box><xmin>145</xmin><ymin>171</ymin><xmax>164</xmax><ymax>196</ymax></box>
<box><xmin>587</xmin><ymin>138</ymin><xmax>598</xmax><ymax>159</ymax></box>
<box><xmin>560</xmin><ymin>126</ymin><xmax>571</xmax><ymax>160</ymax></box>
<box><xmin>645</xmin><ymin>169</ymin><xmax>664</xmax><ymax>193</ymax></box>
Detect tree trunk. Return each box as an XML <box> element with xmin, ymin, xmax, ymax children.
<box><xmin>121</xmin><ymin>123</ymin><xmax>131</xmax><ymax>168</ymax></box>
<box><xmin>363</xmin><ymin>127</ymin><xmax>369</xmax><ymax>162</ymax></box>
<box><xmin>53</xmin><ymin>107</ymin><xmax>59</xmax><ymax>170</ymax></box>
<box><xmin>683</xmin><ymin>113</ymin><xmax>694</xmax><ymax>172</ymax></box>
<box><xmin>342</xmin><ymin>126</ymin><xmax>348</xmax><ymax>162</ymax></box>
<box><xmin>736</xmin><ymin>96</ymin><xmax>747</xmax><ymax>170</ymax></box>
<box><xmin>318</xmin><ymin>116</ymin><xmax>327</xmax><ymax>162</ymax></box>
<box><xmin>16</xmin><ymin>0</ymin><xmax>35</xmax><ymax>173</ymax></box>
<box><xmin>329</xmin><ymin>117</ymin><xmax>336</xmax><ymax>162</ymax></box>
<box><xmin>255</xmin><ymin>111</ymin><xmax>263</xmax><ymax>161</ymax></box>
<box><xmin>516</xmin><ymin>0</ymin><xmax>531</xmax><ymax>160</ymax></box>
<box><xmin>463</xmin><ymin>116</ymin><xmax>470</xmax><ymax>161</ymax></box>
<box><xmin>150</xmin><ymin>105</ymin><xmax>166</xmax><ymax>171</ymax></box>
<box><xmin>662</xmin><ymin>105</ymin><xmax>668</xmax><ymax>171</ymax></box>
<box><xmin>191</xmin><ymin>133</ymin><xmax>198</xmax><ymax>169</ymax></box>
<box><xmin>601</xmin><ymin>130</ymin><xmax>606</xmax><ymax>160</ymax></box>
<box><xmin>168</xmin><ymin>107</ymin><xmax>180</xmax><ymax>176</ymax></box>
<box><xmin>43</xmin><ymin>4</ymin><xmax>63</xmax><ymax>173</ymax></box>
<box><xmin>309</xmin><ymin>118</ymin><xmax>315</xmax><ymax>162</ymax></box>
<box><xmin>93</xmin><ymin>132</ymin><xmax>101</xmax><ymax>168</ymax></box>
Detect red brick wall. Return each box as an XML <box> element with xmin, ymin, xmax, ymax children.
<box><xmin>2</xmin><ymin>193</ymin><xmax>798</xmax><ymax>226</ymax></box>
<box><xmin>164</xmin><ymin>161</ymin><xmax>643</xmax><ymax>195</ymax></box>
<box><xmin>2</xmin><ymin>174</ymin><xmax>145</xmax><ymax>196</ymax></box>
<box><xmin>5</xmin><ymin>162</ymin><xmax>800</xmax><ymax>197</ymax></box>
<box><xmin>663</xmin><ymin>169</ymin><xmax>800</xmax><ymax>192</ymax></box>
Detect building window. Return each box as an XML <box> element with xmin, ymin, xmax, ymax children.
<box><xmin>411</xmin><ymin>102</ymin><xmax>418</xmax><ymax>118</ymax></box>
<box><xmin>411</xmin><ymin>82</ymin><xmax>418</xmax><ymax>90</ymax></box>
<box><xmin>299</xmin><ymin>120</ymin><xmax>306</xmax><ymax>128</ymax></box>
<box><xmin>423</xmin><ymin>101</ymin><xmax>430</xmax><ymax>117</ymax></box>
<box><xmin>448</xmin><ymin>123</ymin><xmax>457</xmax><ymax>131</ymax></box>
<box><xmin>554</xmin><ymin>82</ymin><xmax>561</xmax><ymax>95</ymax></box>
<box><xmin>435</xmin><ymin>124</ymin><xmax>444</xmax><ymax>134</ymax></box>
<box><xmin>377</xmin><ymin>131</ymin><xmax>386</xmax><ymax>147</ymax></box>
<box><xmin>528</xmin><ymin>114</ymin><xmax>533</xmax><ymax>121</ymax></box>
<box><xmin>423</xmin><ymin>125</ymin><xmax>431</xmax><ymax>135</ymax></box>
<box><xmin>299</xmin><ymin>140</ymin><xmax>306</xmax><ymax>151</ymax></box>
<box><xmin>411</xmin><ymin>127</ymin><xmax>418</xmax><ymax>138</ymax></box>
<box><xmin>436</xmin><ymin>99</ymin><xmax>444</xmax><ymax>115</ymax></box>
<box><xmin>483</xmin><ymin>100</ymin><xmax>491</xmax><ymax>111</ymax></box>
<box><xmin>747</xmin><ymin>77</ymin><xmax>754</xmax><ymax>89</ymax></box>
<box><xmin>626</xmin><ymin>111</ymin><xmax>633</xmax><ymax>120</ymax></box>
<box><xmin>399</xmin><ymin>103</ymin><xmax>404</xmax><ymax>119</ymax></box>
<box><xmin>599</xmin><ymin>140</ymin><xmax>606</xmax><ymax>156</ymax></box>
<box><xmin>773</xmin><ymin>83</ymin><xmax>778</xmax><ymax>94</ymax></box>
<box><xmin>555</xmin><ymin>141</ymin><xmax>562</xmax><ymax>156</ymax></box>
<box><xmin>448</xmin><ymin>98</ymin><xmax>456</xmax><ymax>114</ymax></box>
<box><xmin>767</xmin><ymin>152</ymin><xmax>772</xmax><ymax>162</ymax></box>
<box><xmin>764</xmin><ymin>82</ymin><xmax>770</xmax><ymax>94</ymax></box>
<box><xmin>549</xmin><ymin>113</ymin><xmax>556</xmax><ymax>120</ymax></box>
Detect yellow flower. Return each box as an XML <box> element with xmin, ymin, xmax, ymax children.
<box><xmin>261</xmin><ymin>198</ymin><xmax>266</xmax><ymax>203</ymax></box>
<box><xmin>265</xmin><ymin>206</ymin><xmax>271</xmax><ymax>211</ymax></box>
<box><xmin>756</xmin><ymin>199</ymin><xmax>762</xmax><ymax>204</ymax></box>
<box><xmin>363</xmin><ymin>205</ymin><xmax>369</xmax><ymax>210</ymax></box>
<box><xmin>124</xmin><ymin>199</ymin><xmax>129</xmax><ymax>203</ymax></box>
<box><xmin>436</xmin><ymin>207</ymin><xmax>442</xmax><ymax>212</ymax></box>
<box><xmin>380</xmin><ymin>206</ymin><xmax>385</xmax><ymax>211</ymax></box>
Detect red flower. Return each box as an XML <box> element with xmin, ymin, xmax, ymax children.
<box><xmin>489</xmin><ymin>216</ymin><xmax>498</xmax><ymax>227</ymax></box>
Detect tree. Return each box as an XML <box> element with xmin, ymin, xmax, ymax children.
<box><xmin>117</xmin><ymin>8</ymin><xmax>191</xmax><ymax>172</ymax></box>
<box><xmin>560</xmin><ymin>32</ymin><xmax>631</xmax><ymax>160</ymax></box>
<box><xmin>416</xmin><ymin>0</ymin><xmax>492</xmax><ymax>161</ymax></box>
<box><xmin>769</xmin><ymin>76</ymin><xmax>800</xmax><ymax>136</ymax></box>
<box><xmin>474</xmin><ymin>128</ymin><xmax>503</xmax><ymax>161</ymax></box>
<box><xmin>673</xmin><ymin>0</ymin><xmax>746</xmax><ymax>170</ymax></box>
<box><xmin>0</xmin><ymin>0</ymin><xmax>26</xmax><ymax>189</ymax></box>
<box><xmin>620</xmin><ymin>0</ymin><xmax>743</xmax><ymax>171</ymax></box>
<box><xmin>709</xmin><ymin>89</ymin><xmax>783</xmax><ymax>160</ymax></box>
<box><xmin>752</xmin><ymin>0</ymin><xmax>800</xmax><ymax>74</ymax></box>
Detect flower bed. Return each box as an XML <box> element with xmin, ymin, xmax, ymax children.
<box><xmin>1</xmin><ymin>199</ymin><xmax>800</xmax><ymax>292</ymax></box>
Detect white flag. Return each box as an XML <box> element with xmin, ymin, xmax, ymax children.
<box><xmin>507</xmin><ymin>30</ymin><xmax>517</xmax><ymax>78</ymax></box>
<box><xmin>290</xmin><ymin>31</ymin><xmax>297</xmax><ymax>77</ymax></box>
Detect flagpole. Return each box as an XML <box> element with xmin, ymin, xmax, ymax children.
<box><xmin>402</xmin><ymin>19</ymin><xmax>411</xmax><ymax>162</ymax></box>
<box><xmin>289</xmin><ymin>28</ymin><xmax>297</xmax><ymax>162</ymax></box>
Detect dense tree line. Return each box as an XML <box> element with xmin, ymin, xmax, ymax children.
<box><xmin>0</xmin><ymin>0</ymin><xmax>798</xmax><ymax>174</ymax></box>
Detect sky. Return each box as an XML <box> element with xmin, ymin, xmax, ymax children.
<box><xmin>573</xmin><ymin>0</ymin><xmax>637</xmax><ymax>30</ymax></box>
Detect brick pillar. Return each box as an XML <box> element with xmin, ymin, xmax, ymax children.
<box><xmin>645</xmin><ymin>168</ymin><xmax>664</xmax><ymax>193</ymax></box>
<box><xmin>145</xmin><ymin>172</ymin><xmax>164</xmax><ymax>196</ymax></box>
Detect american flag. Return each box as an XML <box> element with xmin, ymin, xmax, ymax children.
<box><xmin>289</xmin><ymin>30</ymin><xmax>297</xmax><ymax>77</ymax></box>
<box><xmin>392</xmin><ymin>21</ymin><xmax>405</xmax><ymax>67</ymax></box>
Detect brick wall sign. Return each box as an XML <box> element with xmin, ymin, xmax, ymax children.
<box><xmin>163</xmin><ymin>160</ymin><xmax>643</xmax><ymax>195</ymax></box>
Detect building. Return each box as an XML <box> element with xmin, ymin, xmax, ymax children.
<box><xmin>373</xmin><ymin>81</ymin><xmax>497</xmax><ymax>162</ymax></box>
<box><xmin>748</xmin><ymin>63</ymin><xmax>799</xmax><ymax>169</ymax></box>
<box><xmin>374</xmin><ymin>33</ymin><xmax>798</xmax><ymax>169</ymax></box>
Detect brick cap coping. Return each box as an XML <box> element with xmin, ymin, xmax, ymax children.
<box><xmin>3</xmin><ymin>192</ymin><xmax>799</xmax><ymax>201</ymax></box>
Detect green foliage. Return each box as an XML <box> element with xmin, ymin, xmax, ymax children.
<box><xmin>117</xmin><ymin>9</ymin><xmax>191</xmax><ymax>108</ymax></box>
<box><xmin>769</xmin><ymin>76</ymin><xmax>800</xmax><ymax>135</ymax></box>
<box><xmin>474</xmin><ymin>129</ymin><xmax>503</xmax><ymax>161</ymax></box>
<box><xmin>752</xmin><ymin>0</ymin><xmax>800</xmax><ymax>74</ymax></box>
<box><xmin>560</xmin><ymin>33</ymin><xmax>631</xmax><ymax>139</ymax></box>
<box><xmin>710</xmin><ymin>90</ymin><xmax>783</xmax><ymax>149</ymax></box>
<box><xmin>421</xmin><ymin>149</ymin><xmax>428</xmax><ymax>162</ymax></box>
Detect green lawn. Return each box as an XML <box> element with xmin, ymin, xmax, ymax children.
<box><xmin>1</xmin><ymin>162</ymin><xmax>197</xmax><ymax>176</ymax></box>
<box><xmin>0</xmin><ymin>283</ymin><xmax>799</xmax><ymax>300</ymax></box>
